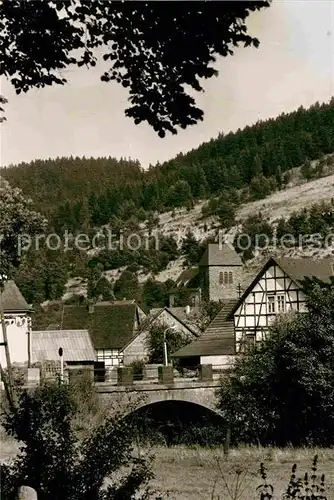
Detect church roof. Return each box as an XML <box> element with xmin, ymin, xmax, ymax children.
<box><xmin>199</xmin><ymin>243</ymin><xmax>243</xmax><ymax>267</ymax></box>
<box><xmin>0</xmin><ymin>280</ymin><xmax>31</xmax><ymax>313</ymax></box>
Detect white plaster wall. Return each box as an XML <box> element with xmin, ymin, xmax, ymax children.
<box><xmin>0</xmin><ymin>314</ymin><xmax>30</xmax><ymax>367</ymax></box>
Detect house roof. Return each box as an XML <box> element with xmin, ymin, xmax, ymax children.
<box><xmin>60</xmin><ymin>301</ymin><xmax>142</xmax><ymax>349</ymax></box>
<box><xmin>90</xmin><ymin>303</ymin><xmax>138</xmax><ymax>349</ymax></box>
<box><xmin>171</xmin><ymin>299</ymin><xmax>237</xmax><ymax>358</ymax></box>
<box><xmin>175</xmin><ymin>267</ymin><xmax>199</xmax><ymax>287</ymax></box>
<box><xmin>275</xmin><ymin>257</ymin><xmax>334</xmax><ymax>284</ymax></box>
<box><xmin>167</xmin><ymin>307</ymin><xmax>201</xmax><ymax>335</ymax></box>
<box><xmin>0</xmin><ymin>280</ymin><xmax>31</xmax><ymax>313</ymax></box>
<box><xmin>139</xmin><ymin>307</ymin><xmax>200</xmax><ymax>337</ymax></box>
<box><xmin>31</xmin><ymin>330</ymin><xmax>96</xmax><ymax>363</ymax></box>
<box><xmin>227</xmin><ymin>256</ymin><xmax>334</xmax><ymax>319</ymax></box>
<box><xmin>199</xmin><ymin>243</ymin><xmax>243</xmax><ymax>267</ymax></box>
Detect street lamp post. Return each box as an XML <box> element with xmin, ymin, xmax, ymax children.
<box><xmin>163</xmin><ymin>326</ymin><xmax>177</xmax><ymax>367</ymax></box>
<box><xmin>58</xmin><ymin>347</ymin><xmax>64</xmax><ymax>384</ymax></box>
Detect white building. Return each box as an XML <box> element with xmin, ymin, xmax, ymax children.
<box><xmin>0</xmin><ymin>281</ymin><xmax>32</xmax><ymax>368</ymax></box>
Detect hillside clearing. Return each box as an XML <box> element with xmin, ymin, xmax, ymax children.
<box><xmin>237</xmin><ymin>173</ymin><xmax>334</xmax><ymax>223</ymax></box>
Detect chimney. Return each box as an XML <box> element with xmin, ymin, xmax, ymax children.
<box><xmin>88</xmin><ymin>300</ymin><xmax>94</xmax><ymax>314</ymax></box>
<box><xmin>185</xmin><ymin>305</ymin><xmax>191</xmax><ymax>316</ymax></box>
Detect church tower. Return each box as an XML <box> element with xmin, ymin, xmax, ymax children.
<box><xmin>198</xmin><ymin>243</ymin><xmax>244</xmax><ymax>302</ymax></box>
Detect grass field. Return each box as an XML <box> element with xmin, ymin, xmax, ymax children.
<box><xmin>2</xmin><ymin>433</ymin><xmax>333</xmax><ymax>499</ymax></box>
<box><xmin>148</xmin><ymin>446</ymin><xmax>334</xmax><ymax>499</ymax></box>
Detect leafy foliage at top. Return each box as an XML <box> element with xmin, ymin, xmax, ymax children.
<box><xmin>146</xmin><ymin>323</ymin><xmax>193</xmax><ymax>365</ymax></box>
<box><xmin>0</xmin><ymin>1</ymin><xmax>270</xmax><ymax>136</ymax></box>
<box><xmin>218</xmin><ymin>278</ymin><xmax>334</xmax><ymax>446</ymax></box>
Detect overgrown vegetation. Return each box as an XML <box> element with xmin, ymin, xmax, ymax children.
<box><xmin>0</xmin><ymin>381</ymin><xmax>157</xmax><ymax>500</ymax></box>
<box><xmin>257</xmin><ymin>455</ymin><xmax>328</xmax><ymax>500</ymax></box>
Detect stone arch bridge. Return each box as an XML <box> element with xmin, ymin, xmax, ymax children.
<box><xmin>96</xmin><ymin>379</ymin><xmax>222</xmax><ymax>414</ymax></box>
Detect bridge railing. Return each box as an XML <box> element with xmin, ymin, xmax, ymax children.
<box><xmin>93</xmin><ymin>363</ymin><xmax>216</xmax><ymax>386</ymax></box>
<box><xmin>18</xmin><ymin>363</ymin><xmax>231</xmax><ymax>389</ymax></box>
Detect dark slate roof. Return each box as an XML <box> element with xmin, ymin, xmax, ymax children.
<box><xmin>1</xmin><ymin>280</ymin><xmax>31</xmax><ymax>312</ymax></box>
<box><xmin>227</xmin><ymin>256</ymin><xmax>334</xmax><ymax>319</ymax></box>
<box><xmin>90</xmin><ymin>303</ymin><xmax>137</xmax><ymax>349</ymax></box>
<box><xmin>275</xmin><ymin>257</ymin><xmax>334</xmax><ymax>284</ymax></box>
<box><xmin>32</xmin><ymin>330</ymin><xmax>96</xmax><ymax>363</ymax></box>
<box><xmin>199</xmin><ymin>243</ymin><xmax>243</xmax><ymax>267</ymax></box>
<box><xmin>171</xmin><ymin>334</ymin><xmax>235</xmax><ymax>357</ymax></box>
<box><xmin>61</xmin><ymin>301</ymin><xmax>141</xmax><ymax>349</ymax></box>
<box><xmin>171</xmin><ymin>299</ymin><xmax>237</xmax><ymax>358</ymax></box>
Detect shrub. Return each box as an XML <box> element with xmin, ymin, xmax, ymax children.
<box><xmin>0</xmin><ymin>382</ymin><xmax>154</xmax><ymax>500</ymax></box>
<box><xmin>257</xmin><ymin>455</ymin><xmax>328</xmax><ymax>500</ymax></box>
<box><xmin>129</xmin><ymin>359</ymin><xmax>146</xmax><ymax>381</ymax></box>
<box><xmin>146</xmin><ymin>323</ymin><xmax>193</xmax><ymax>366</ymax></box>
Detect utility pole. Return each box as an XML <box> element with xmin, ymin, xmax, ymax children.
<box><xmin>0</xmin><ymin>278</ymin><xmax>16</xmax><ymax>409</ymax></box>
<box><xmin>163</xmin><ymin>326</ymin><xmax>178</xmax><ymax>366</ymax></box>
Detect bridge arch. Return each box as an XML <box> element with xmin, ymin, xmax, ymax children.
<box><xmin>125</xmin><ymin>399</ymin><xmax>226</xmax><ymax>446</ymax></box>
<box><xmin>97</xmin><ymin>379</ymin><xmax>222</xmax><ymax>416</ymax></box>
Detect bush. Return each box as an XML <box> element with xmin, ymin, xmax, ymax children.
<box><xmin>129</xmin><ymin>359</ymin><xmax>146</xmax><ymax>380</ymax></box>
<box><xmin>233</xmin><ymin>212</ymin><xmax>273</xmax><ymax>261</ymax></box>
<box><xmin>146</xmin><ymin>323</ymin><xmax>193</xmax><ymax>366</ymax></box>
<box><xmin>0</xmin><ymin>382</ymin><xmax>154</xmax><ymax>500</ymax></box>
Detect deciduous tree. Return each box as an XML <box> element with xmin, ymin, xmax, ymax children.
<box><xmin>0</xmin><ymin>1</ymin><xmax>270</xmax><ymax>136</ymax></box>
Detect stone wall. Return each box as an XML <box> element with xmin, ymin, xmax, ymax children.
<box><xmin>208</xmin><ymin>266</ymin><xmax>244</xmax><ymax>301</ymax></box>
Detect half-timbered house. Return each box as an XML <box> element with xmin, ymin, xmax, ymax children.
<box><xmin>227</xmin><ymin>256</ymin><xmax>334</xmax><ymax>353</ymax></box>
<box><xmin>172</xmin><ymin>256</ymin><xmax>334</xmax><ymax>368</ymax></box>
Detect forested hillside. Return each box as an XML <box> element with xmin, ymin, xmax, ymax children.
<box><xmin>3</xmin><ymin>98</ymin><xmax>334</xmax><ymax>311</ymax></box>
<box><xmin>3</xmin><ymin>99</ymin><xmax>334</xmax><ymax>233</ymax></box>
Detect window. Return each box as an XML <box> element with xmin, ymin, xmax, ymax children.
<box><xmin>277</xmin><ymin>294</ymin><xmax>285</xmax><ymax>313</ymax></box>
<box><xmin>219</xmin><ymin>271</ymin><xmax>232</xmax><ymax>285</ymax></box>
<box><xmin>241</xmin><ymin>332</ymin><xmax>256</xmax><ymax>353</ymax></box>
<box><xmin>267</xmin><ymin>295</ymin><xmax>275</xmax><ymax>314</ymax></box>
<box><xmin>267</xmin><ymin>293</ymin><xmax>286</xmax><ymax>314</ymax></box>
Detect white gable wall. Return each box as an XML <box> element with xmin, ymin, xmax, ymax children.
<box><xmin>234</xmin><ymin>263</ymin><xmax>306</xmax><ymax>352</ymax></box>
<box><xmin>0</xmin><ymin>313</ymin><xmax>31</xmax><ymax>367</ymax></box>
